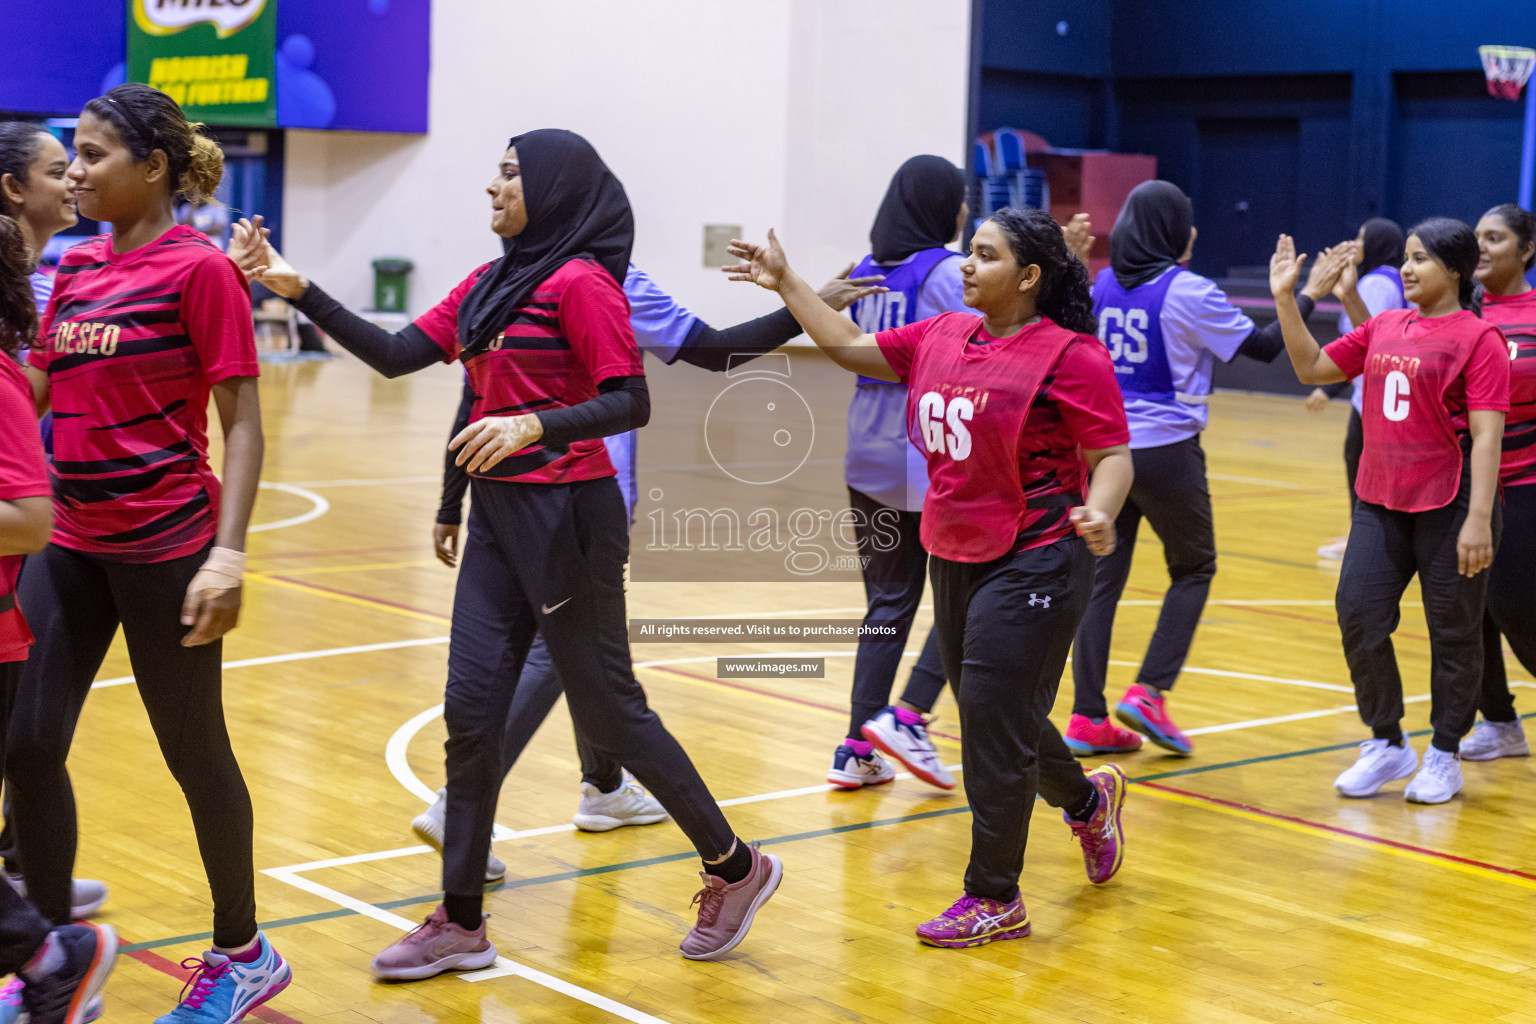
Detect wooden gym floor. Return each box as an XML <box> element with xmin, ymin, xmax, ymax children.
<box><xmin>71</xmin><ymin>351</ymin><xmax>1534</xmax><ymax>1023</ymax></box>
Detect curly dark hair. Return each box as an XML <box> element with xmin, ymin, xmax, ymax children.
<box><xmin>0</xmin><ymin>215</ymin><xmax>37</xmax><ymax>357</ymax></box>
<box><xmin>986</xmin><ymin>206</ymin><xmax>1097</xmax><ymax>335</ymax></box>
<box><xmin>1408</xmin><ymin>217</ymin><xmax>1479</xmax><ymax>310</ymax></box>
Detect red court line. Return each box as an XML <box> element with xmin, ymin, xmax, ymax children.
<box><xmin>1137</xmin><ymin>780</ymin><xmax>1536</xmax><ymax>882</ymax></box>
<box><xmin>262</xmin><ymin>575</ymin><xmax>451</xmax><ymax>622</ymax></box>
<box><xmin>1222</xmin><ymin>602</ymin><xmax>1431</xmax><ymax>643</ymax></box>
<box><xmin>127</xmin><ymin>948</ymin><xmax>307</xmax><ymax>1024</ymax></box>
<box><xmin>644</xmin><ymin>663</ymin><xmax>965</xmax><ymax>744</ymax></box>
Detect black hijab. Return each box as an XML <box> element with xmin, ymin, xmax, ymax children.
<box><xmin>870</xmin><ymin>155</ymin><xmax>966</xmax><ymax>264</ymax></box>
<box><xmin>1358</xmin><ymin>218</ymin><xmax>1405</xmax><ymax>276</ymax></box>
<box><xmin>457</xmin><ymin>129</ymin><xmax>634</xmax><ymax>354</ymax></box>
<box><xmin>1110</xmin><ymin>180</ymin><xmax>1194</xmax><ymax>289</ymax></box>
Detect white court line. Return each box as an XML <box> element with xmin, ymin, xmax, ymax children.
<box><xmin>276</xmin><ymin>475</ymin><xmax>441</xmax><ymax>488</ymax></box>
<box><xmin>91</xmin><ymin>636</ymin><xmax>450</xmax><ymax>689</ymax></box>
<box><xmin>250</xmin><ymin>482</ymin><xmax>331</xmax><ymax>533</ymax></box>
<box><xmin>261</xmin><ymin>868</ymin><xmax>674</xmax><ymax>1019</ymax></box>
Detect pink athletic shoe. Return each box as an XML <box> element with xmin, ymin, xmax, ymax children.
<box><xmin>915</xmin><ymin>894</ymin><xmax>1030</xmax><ymax>948</ymax></box>
<box><xmin>1115</xmin><ymin>684</ymin><xmax>1192</xmax><ymax>754</ymax></box>
<box><xmin>1064</xmin><ymin>713</ymin><xmax>1144</xmax><ymax>755</ymax></box>
<box><xmin>679</xmin><ymin>842</ymin><xmax>783</xmax><ymax>960</ymax></box>
<box><xmin>370</xmin><ymin>906</ymin><xmax>497</xmax><ymax>980</ymax></box>
<box><xmin>1065</xmin><ymin>764</ymin><xmax>1128</xmax><ymax>883</ymax></box>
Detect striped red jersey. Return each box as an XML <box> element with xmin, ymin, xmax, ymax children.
<box><xmin>29</xmin><ymin>226</ymin><xmax>259</xmax><ymax>563</ymax></box>
<box><xmin>1480</xmin><ymin>289</ymin><xmax>1536</xmax><ymax>486</ymax></box>
<box><xmin>0</xmin><ymin>357</ymin><xmax>49</xmax><ymax>662</ymax></box>
<box><xmin>413</xmin><ymin>258</ymin><xmax>641</xmax><ymax>484</ymax></box>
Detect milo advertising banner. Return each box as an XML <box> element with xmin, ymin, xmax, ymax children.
<box><xmin>127</xmin><ymin>0</ymin><xmax>277</xmax><ymax>127</ymax></box>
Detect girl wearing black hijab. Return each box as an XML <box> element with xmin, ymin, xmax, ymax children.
<box><xmin>834</xmin><ymin>155</ymin><xmax>969</xmax><ymax>793</ymax></box>
<box><xmin>1309</xmin><ymin>218</ymin><xmax>1407</xmax><ymax>559</ymax></box>
<box><xmin>1067</xmin><ymin>179</ymin><xmax>1347</xmax><ymax>757</ymax></box>
<box><xmin>234</xmin><ymin>130</ymin><xmax>782</xmax><ymax>973</ymax></box>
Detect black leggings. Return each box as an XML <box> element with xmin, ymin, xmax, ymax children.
<box><xmin>0</xmin><ymin>661</ymin><xmax>48</xmax><ymax>975</ymax></box>
<box><xmin>845</xmin><ymin>488</ymin><xmax>946</xmax><ymax>738</ymax></box>
<box><xmin>1071</xmin><ymin>436</ymin><xmax>1216</xmax><ymax>717</ymax></box>
<box><xmin>1480</xmin><ymin>482</ymin><xmax>1536</xmax><ymax>722</ymax></box>
<box><xmin>6</xmin><ymin>544</ymin><xmax>256</xmax><ymax>948</ymax></box>
<box><xmin>1336</xmin><ymin>468</ymin><xmax>1498</xmax><ymax>754</ymax></box>
<box><xmin>929</xmin><ymin>537</ymin><xmax>1094</xmax><ymax>903</ymax></box>
<box><xmin>442</xmin><ymin>477</ymin><xmax>735</xmax><ymax>898</ymax></box>
<box><xmin>1344</xmin><ymin>407</ymin><xmax>1364</xmax><ymax>514</ymax></box>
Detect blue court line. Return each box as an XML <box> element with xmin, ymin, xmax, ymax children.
<box><xmin>118</xmin><ymin>714</ymin><xmax>1531</xmax><ymax>954</ymax></box>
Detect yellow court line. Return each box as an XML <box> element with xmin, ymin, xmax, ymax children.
<box><xmin>1138</xmin><ymin>785</ymin><xmax>1536</xmax><ymax>891</ymax></box>
<box><xmin>264</xmin><ymin>559</ymin><xmax>445</xmax><ymax>577</ymax></box>
<box><xmin>245</xmin><ymin>571</ymin><xmax>452</xmax><ymax>625</ymax></box>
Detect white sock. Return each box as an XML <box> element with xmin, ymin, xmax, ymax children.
<box><xmin>21</xmin><ymin>933</ymin><xmax>64</xmax><ymax>981</ymax></box>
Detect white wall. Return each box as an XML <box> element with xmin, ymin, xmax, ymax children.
<box><xmin>281</xmin><ymin>0</ymin><xmax>970</xmax><ymax>326</ymax></box>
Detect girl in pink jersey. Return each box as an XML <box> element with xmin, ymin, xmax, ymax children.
<box><xmin>726</xmin><ymin>207</ymin><xmax>1135</xmax><ymax>948</ymax></box>
<box><xmin>1461</xmin><ymin>204</ymin><xmax>1536</xmax><ymax>761</ymax></box>
<box><xmin>1271</xmin><ymin>220</ymin><xmax>1509</xmax><ymax>805</ymax></box>
<box><xmin>239</xmin><ymin>130</ymin><xmax>782</xmax><ymax>973</ymax></box>
<box><xmin>7</xmin><ymin>86</ymin><xmax>289</xmax><ymax>1024</ymax></box>
<box><xmin>0</xmin><ymin>213</ymin><xmax>118</xmax><ymax>1024</ymax></box>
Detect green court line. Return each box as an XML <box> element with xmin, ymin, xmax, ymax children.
<box><xmin>121</xmin><ymin>714</ymin><xmax>1531</xmax><ymax>954</ymax></box>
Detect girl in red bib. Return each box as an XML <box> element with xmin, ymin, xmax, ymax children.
<box><xmin>726</xmin><ymin>207</ymin><xmax>1135</xmax><ymax>948</ymax></box>
<box><xmin>1461</xmin><ymin>203</ymin><xmax>1536</xmax><ymax>761</ymax></box>
<box><xmin>1271</xmin><ymin>219</ymin><xmax>1510</xmax><ymax>804</ymax></box>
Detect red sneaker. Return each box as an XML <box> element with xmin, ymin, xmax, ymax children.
<box><xmin>1115</xmin><ymin>684</ymin><xmax>1192</xmax><ymax>755</ymax></box>
<box><xmin>1064</xmin><ymin>713</ymin><xmax>1144</xmax><ymax>755</ymax></box>
<box><xmin>679</xmin><ymin>842</ymin><xmax>783</xmax><ymax>960</ymax></box>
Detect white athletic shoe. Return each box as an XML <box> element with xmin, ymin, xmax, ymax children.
<box><xmin>573</xmin><ymin>770</ymin><xmax>670</xmax><ymax>832</ymax></box>
<box><xmin>860</xmin><ymin>707</ymin><xmax>956</xmax><ymax>790</ymax></box>
<box><xmin>3</xmin><ymin>871</ymin><xmax>108</xmax><ymax>918</ymax></box>
<box><xmin>826</xmin><ymin>745</ymin><xmax>897</xmax><ymax>789</ymax></box>
<box><xmin>1459</xmin><ymin>718</ymin><xmax>1530</xmax><ymax>761</ymax></box>
<box><xmin>1405</xmin><ymin>746</ymin><xmax>1464</xmax><ymax>804</ymax></box>
<box><xmin>1334</xmin><ymin>738</ymin><xmax>1418</xmax><ymax>797</ymax></box>
<box><xmin>411</xmin><ymin>789</ymin><xmax>506</xmax><ymax>882</ymax></box>
<box><xmin>1316</xmin><ymin>538</ymin><xmax>1347</xmax><ymax>560</ymax></box>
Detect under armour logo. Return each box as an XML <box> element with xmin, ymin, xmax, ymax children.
<box><xmin>1028</xmin><ymin>594</ymin><xmax>1051</xmax><ymax>608</ymax></box>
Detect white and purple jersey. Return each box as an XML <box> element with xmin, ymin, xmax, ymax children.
<box><xmin>1339</xmin><ymin>266</ymin><xmax>1407</xmax><ymax>414</ymax></box>
<box><xmin>1091</xmin><ymin>265</ymin><xmax>1252</xmax><ymax>449</ymax></box>
<box><xmin>845</xmin><ymin>248</ymin><xmax>964</xmax><ymax>511</ymax></box>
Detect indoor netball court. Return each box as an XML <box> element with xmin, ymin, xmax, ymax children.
<box><xmin>2</xmin><ymin>2</ymin><xmax>1535</xmax><ymax>1024</ymax></box>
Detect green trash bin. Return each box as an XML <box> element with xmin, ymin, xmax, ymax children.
<box><xmin>371</xmin><ymin>258</ymin><xmax>414</xmax><ymax>313</ymax></box>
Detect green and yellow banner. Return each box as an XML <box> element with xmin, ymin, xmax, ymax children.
<box><xmin>127</xmin><ymin>0</ymin><xmax>277</xmax><ymax>126</ymax></box>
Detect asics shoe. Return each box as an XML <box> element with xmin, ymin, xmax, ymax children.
<box><xmin>1065</xmin><ymin>765</ymin><xmax>1128</xmax><ymax>883</ymax></box>
<box><xmin>915</xmin><ymin>894</ymin><xmax>1029</xmax><ymax>948</ymax></box>
<box><xmin>826</xmin><ymin>745</ymin><xmax>896</xmax><ymax>789</ymax></box>
<box><xmin>861</xmin><ymin>707</ymin><xmax>956</xmax><ymax>789</ymax></box>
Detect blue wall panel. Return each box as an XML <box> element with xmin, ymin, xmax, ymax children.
<box><xmin>0</xmin><ymin>0</ymin><xmax>123</xmax><ymax>116</ymax></box>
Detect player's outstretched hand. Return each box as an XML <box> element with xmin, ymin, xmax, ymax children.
<box><xmin>232</xmin><ymin>216</ymin><xmax>308</xmax><ymax>300</ymax></box>
<box><xmin>1303</xmin><ymin>244</ymin><xmax>1346</xmax><ymax>300</ymax></box>
<box><xmin>1333</xmin><ymin>242</ymin><xmax>1360</xmax><ymax>300</ymax></box>
<box><xmin>1305</xmin><ymin>387</ymin><xmax>1330</xmax><ymax>413</ymax></box>
<box><xmin>817</xmin><ymin>262</ymin><xmax>887</xmax><ymax>311</ymax></box>
<box><xmin>433</xmin><ymin>522</ymin><xmax>460</xmax><ymax>567</ymax></box>
<box><xmin>451</xmin><ymin>414</ymin><xmax>544</xmax><ymax>474</ymax></box>
<box><xmin>1062</xmin><ymin>213</ymin><xmax>1093</xmax><ymax>265</ymax></box>
<box><xmin>723</xmin><ymin>228</ymin><xmax>791</xmax><ymax>292</ymax></box>
<box><xmin>1270</xmin><ymin>234</ymin><xmax>1306</xmax><ymax>299</ymax></box>
<box><xmin>1070</xmin><ymin>506</ymin><xmax>1116</xmax><ymax>557</ymax></box>
<box><xmin>229</xmin><ymin>215</ymin><xmax>270</xmax><ymax>278</ymax></box>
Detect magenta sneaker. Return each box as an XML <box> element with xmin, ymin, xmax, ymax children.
<box><xmin>1115</xmin><ymin>684</ymin><xmax>1192</xmax><ymax>754</ymax></box>
<box><xmin>1064</xmin><ymin>713</ymin><xmax>1144</xmax><ymax>756</ymax></box>
<box><xmin>370</xmin><ymin>906</ymin><xmax>497</xmax><ymax>980</ymax></box>
<box><xmin>679</xmin><ymin>842</ymin><xmax>783</xmax><ymax>960</ymax></box>
<box><xmin>915</xmin><ymin>894</ymin><xmax>1030</xmax><ymax>948</ymax></box>
<box><xmin>1065</xmin><ymin>764</ymin><xmax>1128</xmax><ymax>883</ymax></box>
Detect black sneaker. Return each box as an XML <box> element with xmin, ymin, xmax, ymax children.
<box><xmin>20</xmin><ymin>924</ymin><xmax>117</xmax><ymax>1024</ymax></box>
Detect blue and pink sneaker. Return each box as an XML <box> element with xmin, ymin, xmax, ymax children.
<box><xmin>1115</xmin><ymin>684</ymin><xmax>1192</xmax><ymax>755</ymax></box>
<box><xmin>1065</xmin><ymin>764</ymin><xmax>1128</xmax><ymax>883</ymax></box>
<box><xmin>916</xmin><ymin>894</ymin><xmax>1030</xmax><ymax>948</ymax></box>
<box><xmin>155</xmin><ymin>932</ymin><xmax>290</xmax><ymax>1024</ymax></box>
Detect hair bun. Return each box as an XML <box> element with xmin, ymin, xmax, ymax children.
<box><xmin>181</xmin><ymin>129</ymin><xmax>225</xmax><ymax>205</ymax></box>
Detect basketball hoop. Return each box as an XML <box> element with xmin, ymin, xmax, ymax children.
<box><xmin>1480</xmin><ymin>45</ymin><xmax>1536</xmax><ymax>100</ymax></box>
